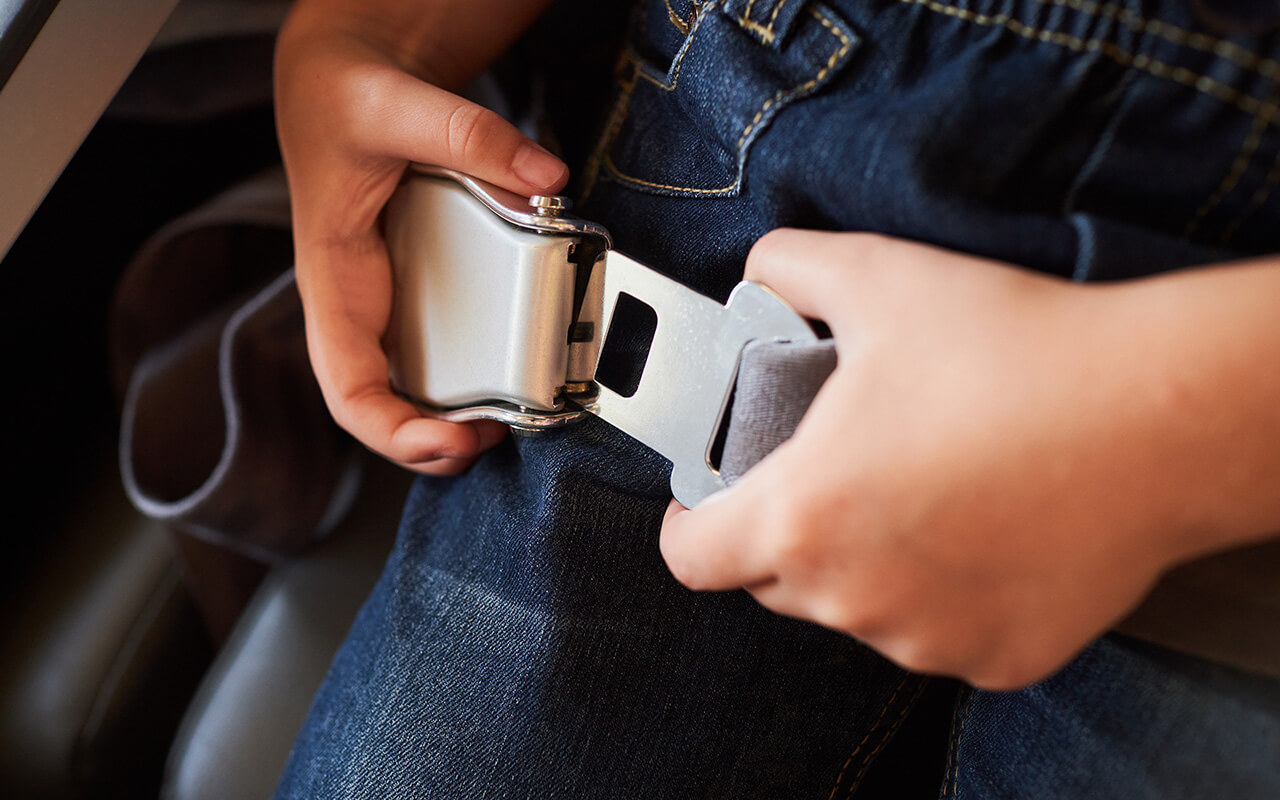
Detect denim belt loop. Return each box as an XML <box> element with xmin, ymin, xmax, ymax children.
<box><xmin>720</xmin><ymin>0</ymin><xmax>811</xmax><ymax>49</ymax></box>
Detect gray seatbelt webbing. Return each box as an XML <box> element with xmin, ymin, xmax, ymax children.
<box><xmin>719</xmin><ymin>339</ymin><xmax>838</xmax><ymax>486</ymax></box>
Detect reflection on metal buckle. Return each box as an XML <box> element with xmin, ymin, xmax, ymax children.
<box><xmin>384</xmin><ymin>165</ymin><xmax>608</xmax><ymax>416</ymax></box>
<box><xmin>385</xmin><ymin>166</ymin><xmax>816</xmax><ymax>506</ymax></box>
<box><xmin>431</xmin><ymin>402</ymin><xmax>588</xmax><ymax>429</ymax></box>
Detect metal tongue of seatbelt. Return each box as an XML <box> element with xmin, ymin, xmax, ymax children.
<box><xmin>383</xmin><ymin>165</ymin><xmax>830</xmax><ymax>508</ymax></box>
<box><xmin>585</xmin><ymin>250</ymin><xmax>819</xmax><ymax>504</ymax></box>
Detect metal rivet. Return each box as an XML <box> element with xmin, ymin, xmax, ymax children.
<box><xmin>529</xmin><ymin>195</ymin><xmax>571</xmax><ymax>216</ymax></box>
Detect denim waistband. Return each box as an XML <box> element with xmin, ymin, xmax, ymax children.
<box><xmin>577</xmin><ymin>0</ymin><xmax>1280</xmax><ymax>297</ymax></box>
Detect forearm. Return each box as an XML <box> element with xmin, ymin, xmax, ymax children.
<box><xmin>1100</xmin><ymin>255</ymin><xmax>1280</xmax><ymax>563</ymax></box>
<box><xmin>279</xmin><ymin>0</ymin><xmax>554</xmax><ymax>90</ymax></box>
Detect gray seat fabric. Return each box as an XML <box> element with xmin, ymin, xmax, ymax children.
<box><xmin>115</xmin><ymin>171</ymin><xmax>361</xmax><ymax>560</ymax></box>
<box><xmin>0</xmin><ymin>462</ymin><xmax>211</xmax><ymax>798</ymax></box>
<box><xmin>163</xmin><ymin>460</ymin><xmax>410</xmax><ymax>800</ymax></box>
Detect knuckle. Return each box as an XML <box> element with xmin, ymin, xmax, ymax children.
<box><xmin>891</xmin><ymin>638</ymin><xmax>953</xmax><ymax>676</ymax></box>
<box><xmin>659</xmin><ymin>537</ymin><xmax>703</xmax><ymax>590</ymax></box>
<box><xmin>813</xmin><ymin>595</ymin><xmax>879</xmax><ymax>639</ymax></box>
<box><xmin>969</xmin><ymin>664</ymin><xmax>1037</xmax><ymax>691</ymax></box>
<box><xmin>745</xmin><ymin>228</ymin><xmax>800</xmax><ymax>277</ymax></box>
<box><xmin>835</xmin><ymin>233</ymin><xmax>892</xmax><ymax>290</ymax></box>
<box><xmin>840</xmin><ymin>230</ymin><xmax>896</xmax><ymax>262</ymax></box>
<box><xmin>813</xmin><ymin>570</ymin><xmax>889</xmax><ymax>635</ymax></box>
<box><xmin>844</xmin><ymin>230</ymin><xmax>894</xmax><ymax>252</ymax></box>
<box><xmin>834</xmin><ymin>596</ymin><xmax>885</xmax><ymax>640</ymax></box>
<box><xmin>445</xmin><ymin>104</ymin><xmax>500</xmax><ymax>166</ymax></box>
<box><xmin>770</xmin><ymin>530</ymin><xmax>809</xmax><ymax>577</ymax></box>
<box><xmin>752</xmin><ymin>227</ymin><xmax>798</xmax><ymax>256</ymax></box>
<box><xmin>969</xmin><ymin>646</ymin><xmax>1062</xmax><ymax>691</ymax></box>
<box><xmin>766</xmin><ymin>488</ymin><xmax>824</xmax><ymax>574</ymax></box>
<box><xmin>837</xmin><ymin>232</ymin><xmax>896</xmax><ymax>278</ymax></box>
<box><xmin>333</xmin><ymin>63</ymin><xmax>397</xmax><ymax>131</ymax></box>
<box><xmin>767</xmin><ymin>518</ymin><xmax>809</xmax><ymax>576</ymax></box>
<box><xmin>325</xmin><ymin>402</ymin><xmax>361</xmax><ymax>440</ymax></box>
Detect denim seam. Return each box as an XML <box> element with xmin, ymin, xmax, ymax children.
<box><xmin>1060</xmin><ymin>67</ymin><xmax>1139</xmax><ymax>222</ymax></box>
<box><xmin>943</xmin><ymin>688</ymin><xmax>973</xmax><ymax>799</ymax></box>
<box><xmin>637</xmin><ymin>0</ymin><xmax>721</xmax><ymax>93</ymax></box>
<box><xmin>839</xmin><ymin>678</ymin><xmax>929</xmax><ymax>799</ymax></box>
<box><xmin>579</xmin><ymin>66</ymin><xmax>637</xmax><ymax>201</ymax></box>
<box><xmin>735</xmin><ymin>0</ymin><xmax>791</xmax><ymax>44</ymax></box>
<box><xmin>737</xmin><ymin>8</ymin><xmax>853</xmax><ymax>150</ymax></box>
<box><xmin>824</xmin><ymin>674</ymin><xmax>920</xmax><ymax>800</ymax></box>
<box><xmin>1029</xmin><ymin>0</ymin><xmax>1280</xmax><ymax>80</ymax></box>
<box><xmin>1220</xmin><ymin>145</ymin><xmax>1280</xmax><ymax>245</ymax></box>
<box><xmin>602</xmin><ymin>5</ymin><xmax>854</xmax><ymax>196</ymax></box>
<box><xmin>665</xmin><ymin>0</ymin><xmax>693</xmax><ymax>35</ymax></box>
<box><xmin>1018</xmin><ymin>0</ymin><xmax>1280</xmax><ymax>245</ymax></box>
<box><xmin>1183</xmin><ymin>108</ymin><xmax>1272</xmax><ymax>239</ymax></box>
<box><xmin>896</xmin><ymin>0</ymin><xmax>1280</xmax><ymax>125</ymax></box>
<box><xmin>581</xmin><ymin>0</ymin><xmax>724</xmax><ymax>197</ymax></box>
<box><xmin>580</xmin><ymin>0</ymin><xmax>720</xmax><ymax>198</ymax></box>
<box><xmin>767</xmin><ymin>0</ymin><xmax>791</xmax><ymax>35</ymax></box>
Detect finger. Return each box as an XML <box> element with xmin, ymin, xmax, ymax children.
<box><xmin>344</xmin><ymin>381</ymin><xmax>484</xmax><ymax>465</ymax></box>
<box><xmin>350</xmin><ymin>68</ymin><xmax>568</xmax><ymax>196</ymax></box>
<box><xmin>742</xmin><ymin>578</ymin><xmax>804</xmax><ymax>618</ymax></box>
<box><xmin>403</xmin><ymin>453</ymin><xmax>479</xmax><ymax>477</ymax></box>
<box><xmin>305</xmin><ymin>305</ymin><xmax>485</xmax><ymax>466</ymax></box>
<box><xmin>743</xmin><ymin>229</ymin><xmax>882</xmax><ymax>340</ymax></box>
<box><xmin>388</xmin><ymin>419</ymin><xmax>508</xmax><ymax>476</ymax></box>
<box><xmin>658</xmin><ymin>469</ymin><xmax>780</xmax><ymax>592</ymax></box>
<box><xmin>473</xmin><ymin>419</ymin><xmax>511</xmax><ymax>450</ymax></box>
<box><xmin>402</xmin><ymin>420</ymin><xmax>509</xmax><ymax>475</ymax></box>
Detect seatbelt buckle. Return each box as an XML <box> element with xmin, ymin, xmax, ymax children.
<box><xmin>384</xmin><ymin>165</ymin><xmax>817</xmax><ymax>505</ymax></box>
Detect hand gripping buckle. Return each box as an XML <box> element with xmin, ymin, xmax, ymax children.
<box><xmin>384</xmin><ymin>165</ymin><xmax>816</xmax><ymax>506</ymax></box>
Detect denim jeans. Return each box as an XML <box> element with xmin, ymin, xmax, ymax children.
<box><xmin>277</xmin><ymin>0</ymin><xmax>1280</xmax><ymax>796</ymax></box>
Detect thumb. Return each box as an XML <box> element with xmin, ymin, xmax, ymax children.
<box><xmin>743</xmin><ymin>229</ymin><xmax>852</xmax><ymax>324</ymax></box>
<box><xmin>744</xmin><ymin>229</ymin><xmax>903</xmax><ymax>342</ymax></box>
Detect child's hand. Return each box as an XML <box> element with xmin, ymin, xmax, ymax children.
<box><xmin>661</xmin><ymin>230</ymin><xmax>1280</xmax><ymax>689</ymax></box>
<box><xmin>274</xmin><ymin>0</ymin><xmax>561</xmax><ymax>474</ymax></box>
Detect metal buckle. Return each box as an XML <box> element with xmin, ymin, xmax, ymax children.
<box><xmin>385</xmin><ymin>165</ymin><xmax>608</xmax><ymax>429</ymax></box>
<box><xmin>385</xmin><ymin>166</ymin><xmax>816</xmax><ymax>505</ymax></box>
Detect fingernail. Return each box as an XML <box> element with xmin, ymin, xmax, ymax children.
<box><xmin>512</xmin><ymin>142</ymin><xmax>567</xmax><ymax>189</ymax></box>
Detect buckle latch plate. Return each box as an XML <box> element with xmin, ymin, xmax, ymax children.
<box><xmin>585</xmin><ymin>253</ymin><xmax>816</xmax><ymax>505</ymax></box>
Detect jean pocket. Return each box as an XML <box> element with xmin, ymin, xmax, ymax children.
<box><xmin>589</xmin><ymin>0</ymin><xmax>860</xmax><ymax>198</ymax></box>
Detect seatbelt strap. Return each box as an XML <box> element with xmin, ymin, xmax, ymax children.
<box><xmin>719</xmin><ymin>338</ymin><xmax>837</xmax><ymax>486</ymax></box>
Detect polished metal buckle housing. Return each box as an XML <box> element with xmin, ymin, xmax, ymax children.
<box><xmin>385</xmin><ymin>165</ymin><xmax>816</xmax><ymax>506</ymax></box>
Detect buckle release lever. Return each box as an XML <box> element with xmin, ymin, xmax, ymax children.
<box><xmin>385</xmin><ymin>166</ymin><xmax>816</xmax><ymax>506</ymax></box>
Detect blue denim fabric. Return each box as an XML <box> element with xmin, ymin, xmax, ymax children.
<box><xmin>948</xmin><ymin>636</ymin><xmax>1280</xmax><ymax>799</ymax></box>
<box><xmin>278</xmin><ymin>0</ymin><xmax>1280</xmax><ymax>797</ymax></box>
<box><xmin>275</xmin><ymin>425</ymin><xmax>916</xmax><ymax>798</ymax></box>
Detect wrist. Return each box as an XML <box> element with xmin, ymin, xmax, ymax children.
<box><xmin>1092</xmin><ymin>259</ymin><xmax>1280</xmax><ymax>566</ymax></box>
<box><xmin>279</xmin><ymin>0</ymin><xmax>550</xmax><ymax>91</ymax></box>
<box><xmin>278</xmin><ymin>0</ymin><xmax>444</xmax><ymax>82</ymax></box>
